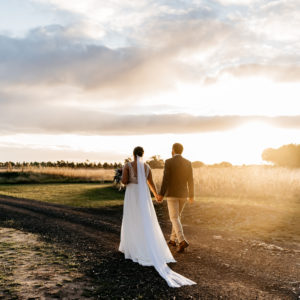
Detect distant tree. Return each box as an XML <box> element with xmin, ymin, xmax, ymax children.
<box><xmin>57</xmin><ymin>160</ymin><xmax>67</xmax><ymax>168</ymax></box>
<box><xmin>147</xmin><ymin>155</ymin><xmax>164</xmax><ymax>169</ymax></box>
<box><xmin>45</xmin><ymin>161</ymin><xmax>53</xmax><ymax>167</ymax></box>
<box><xmin>219</xmin><ymin>161</ymin><xmax>232</xmax><ymax>167</ymax></box>
<box><xmin>113</xmin><ymin>162</ymin><xmax>122</xmax><ymax>168</ymax></box>
<box><xmin>192</xmin><ymin>161</ymin><xmax>205</xmax><ymax>168</ymax></box>
<box><xmin>68</xmin><ymin>162</ymin><xmax>75</xmax><ymax>168</ymax></box>
<box><xmin>262</xmin><ymin>144</ymin><xmax>300</xmax><ymax>167</ymax></box>
<box><xmin>210</xmin><ymin>161</ymin><xmax>232</xmax><ymax>168</ymax></box>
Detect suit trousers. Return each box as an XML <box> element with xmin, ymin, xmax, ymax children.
<box><xmin>167</xmin><ymin>197</ymin><xmax>187</xmax><ymax>243</ymax></box>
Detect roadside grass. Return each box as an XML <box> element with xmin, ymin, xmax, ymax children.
<box><xmin>0</xmin><ymin>183</ymin><xmax>124</xmax><ymax>207</ymax></box>
<box><xmin>182</xmin><ymin>196</ymin><xmax>300</xmax><ymax>244</ymax></box>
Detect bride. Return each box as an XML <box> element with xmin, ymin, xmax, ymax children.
<box><xmin>119</xmin><ymin>146</ymin><xmax>196</xmax><ymax>287</ymax></box>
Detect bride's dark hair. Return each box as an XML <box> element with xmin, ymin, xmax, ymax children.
<box><xmin>133</xmin><ymin>146</ymin><xmax>144</xmax><ymax>158</ymax></box>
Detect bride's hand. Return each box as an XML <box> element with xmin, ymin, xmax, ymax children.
<box><xmin>155</xmin><ymin>194</ymin><xmax>163</xmax><ymax>203</ymax></box>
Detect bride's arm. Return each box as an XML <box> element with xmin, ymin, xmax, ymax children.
<box><xmin>121</xmin><ymin>164</ymin><xmax>129</xmax><ymax>185</ymax></box>
<box><xmin>147</xmin><ymin>168</ymin><xmax>158</xmax><ymax>199</ymax></box>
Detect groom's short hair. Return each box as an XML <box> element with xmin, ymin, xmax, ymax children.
<box><xmin>172</xmin><ymin>143</ymin><xmax>183</xmax><ymax>154</ymax></box>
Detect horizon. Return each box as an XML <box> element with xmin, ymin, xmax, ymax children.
<box><xmin>0</xmin><ymin>1</ymin><xmax>299</xmax><ymax>164</ymax></box>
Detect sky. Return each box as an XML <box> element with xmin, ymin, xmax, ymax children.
<box><xmin>0</xmin><ymin>0</ymin><xmax>299</xmax><ymax>165</ymax></box>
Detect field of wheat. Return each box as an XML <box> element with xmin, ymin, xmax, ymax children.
<box><xmin>152</xmin><ymin>166</ymin><xmax>300</xmax><ymax>242</ymax></box>
<box><xmin>0</xmin><ymin>167</ymin><xmax>115</xmax><ymax>183</ymax></box>
<box><xmin>152</xmin><ymin>166</ymin><xmax>300</xmax><ymax>199</ymax></box>
<box><xmin>27</xmin><ymin>167</ymin><xmax>115</xmax><ymax>181</ymax></box>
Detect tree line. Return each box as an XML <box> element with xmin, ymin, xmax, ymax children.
<box><xmin>3</xmin><ymin>142</ymin><xmax>297</xmax><ymax>171</ymax></box>
<box><xmin>0</xmin><ymin>160</ymin><xmax>122</xmax><ymax>170</ymax></box>
<box><xmin>0</xmin><ymin>157</ymin><xmax>233</xmax><ymax>171</ymax></box>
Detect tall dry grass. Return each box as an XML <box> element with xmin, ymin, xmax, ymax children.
<box><xmin>152</xmin><ymin>166</ymin><xmax>300</xmax><ymax>199</ymax></box>
<box><xmin>29</xmin><ymin>167</ymin><xmax>115</xmax><ymax>181</ymax></box>
<box><xmin>0</xmin><ymin>167</ymin><xmax>114</xmax><ymax>182</ymax></box>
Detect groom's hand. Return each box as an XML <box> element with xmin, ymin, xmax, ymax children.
<box><xmin>188</xmin><ymin>197</ymin><xmax>194</xmax><ymax>204</ymax></box>
<box><xmin>156</xmin><ymin>194</ymin><xmax>163</xmax><ymax>203</ymax></box>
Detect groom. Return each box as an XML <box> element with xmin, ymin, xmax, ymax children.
<box><xmin>157</xmin><ymin>143</ymin><xmax>194</xmax><ymax>253</ymax></box>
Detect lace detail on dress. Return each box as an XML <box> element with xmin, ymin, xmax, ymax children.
<box><xmin>128</xmin><ymin>162</ymin><xmax>138</xmax><ymax>184</ymax></box>
<box><xmin>128</xmin><ymin>162</ymin><xmax>149</xmax><ymax>184</ymax></box>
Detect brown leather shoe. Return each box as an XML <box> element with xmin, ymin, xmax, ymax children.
<box><xmin>168</xmin><ymin>240</ymin><xmax>176</xmax><ymax>247</ymax></box>
<box><xmin>177</xmin><ymin>240</ymin><xmax>189</xmax><ymax>253</ymax></box>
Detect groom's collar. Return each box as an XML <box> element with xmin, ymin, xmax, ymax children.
<box><xmin>173</xmin><ymin>154</ymin><xmax>181</xmax><ymax>157</ymax></box>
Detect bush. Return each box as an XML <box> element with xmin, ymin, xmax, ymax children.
<box><xmin>192</xmin><ymin>161</ymin><xmax>205</xmax><ymax>168</ymax></box>
<box><xmin>147</xmin><ymin>155</ymin><xmax>164</xmax><ymax>169</ymax></box>
<box><xmin>262</xmin><ymin>144</ymin><xmax>300</xmax><ymax>168</ymax></box>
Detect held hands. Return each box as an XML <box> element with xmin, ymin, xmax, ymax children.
<box><xmin>188</xmin><ymin>197</ymin><xmax>194</xmax><ymax>204</ymax></box>
<box><xmin>155</xmin><ymin>194</ymin><xmax>164</xmax><ymax>203</ymax></box>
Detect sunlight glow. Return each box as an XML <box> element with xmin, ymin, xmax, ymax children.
<box><xmin>1</xmin><ymin>123</ymin><xmax>299</xmax><ymax>165</ymax></box>
<box><xmin>141</xmin><ymin>77</ymin><xmax>300</xmax><ymax>117</ymax></box>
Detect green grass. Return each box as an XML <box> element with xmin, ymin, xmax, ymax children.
<box><xmin>0</xmin><ymin>183</ymin><xmax>124</xmax><ymax>207</ymax></box>
<box><xmin>0</xmin><ymin>169</ymin><xmax>113</xmax><ymax>184</ymax></box>
<box><xmin>183</xmin><ymin>196</ymin><xmax>300</xmax><ymax>243</ymax></box>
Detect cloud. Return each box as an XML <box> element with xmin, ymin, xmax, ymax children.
<box><xmin>269</xmin><ymin>116</ymin><xmax>300</xmax><ymax>129</ymax></box>
<box><xmin>0</xmin><ymin>97</ymin><xmax>299</xmax><ymax>135</ymax></box>
<box><xmin>215</xmin><ymin>0</ymin><xmax>259</xmax><ymax>6</ymax></box>
<box><xmin>0</xmin><ymin>0</ymin><xmax>299</xmax><ymax>141</ymax></box>
<box><xmin>1</xmin><ymin>0</ymin><xmax>299</xmax><ymax>102</ymax></box>
<box><xmin>205</xmin><ymin>61</ymin><xmax>300</xmax><ymax>84</ymax></box>
<box><xmin>0</xmin><ymin>25</ymin><xmax>187</xmax><ymax>98</ymax></box>
<box><xmin>251</xmin><ymin>0</ymin><xmax>300</xmax><ymax>42</ymax></box>
<box><xmin>0</xmin><ymin>17</ymin><xmax>239</xmax><ymax>99</ymax></box>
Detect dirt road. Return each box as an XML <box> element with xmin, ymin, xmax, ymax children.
<box><xmin>0</xmin><ymin>194</ymin><xmax>299</xmax><ymax>299</ymax></box>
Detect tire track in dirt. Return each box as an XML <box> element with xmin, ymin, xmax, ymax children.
<box><xmin>0</xmin><ymin>195</ymin><xmax>121</xmax><ymax>235</ymax></box>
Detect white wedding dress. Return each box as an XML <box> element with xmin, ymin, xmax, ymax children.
<box><xmin>119</xmin><ymin>156</ymin><xmax>196</xmax><ymax>288</ymax></box>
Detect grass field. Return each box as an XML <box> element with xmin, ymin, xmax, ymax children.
<box><xmin>0</xmin><ymin>184</ymin><xmax>124</xmax><ymax>207</ymax></box>
<box><xmin>0</xmin><ymin>168</ymin><xmax>114</xmax><ymax>184</ymax></box>
<box><xmin>153</xmin><ymin>165</ymin><xmax>300</xmax><ymax>199</ymax></box>
<box><xmin>184</xmin><ymin>196</ymin><xmax>300</xmax><ymax>244</ymax></box>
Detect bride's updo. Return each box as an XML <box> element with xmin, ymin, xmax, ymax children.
<box><xmin>133</xmin><ymin>146</ymin><xmax>144</xmax><ymax>158</ymax></box>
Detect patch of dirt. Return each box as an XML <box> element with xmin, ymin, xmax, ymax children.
<box><xmin>0</xmin><ymin>227</ymin><xmax>95</xmax><ymax>299</ymax></box>
<box><xmin>0</xmin><ymin>194</ymin><xmax>299</xmax><ymax>299</ymax></box>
